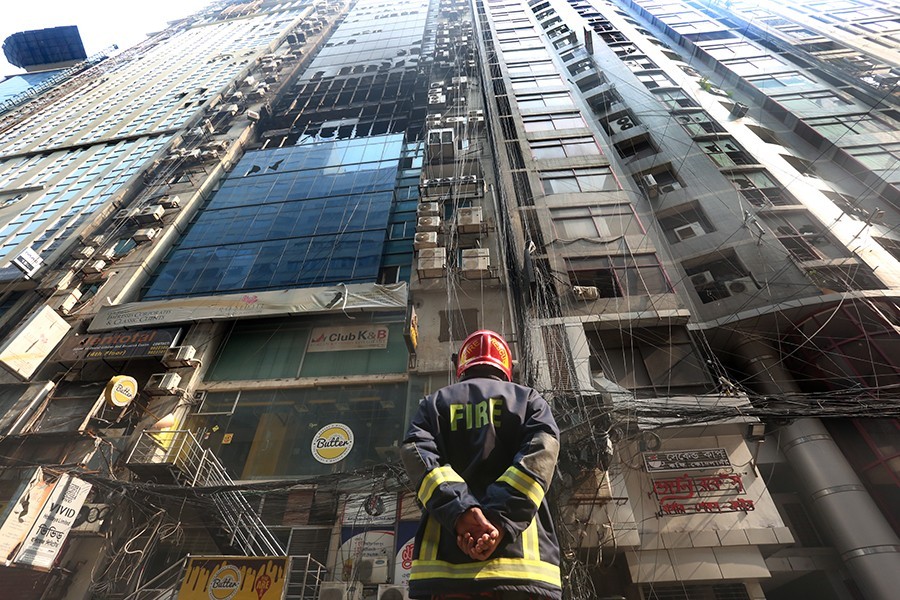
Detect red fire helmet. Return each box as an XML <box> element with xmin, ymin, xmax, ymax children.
<box><xmin>456</xmin><ymin>330</ymin><xmax>513</xmax><ymax>381</ymax></box>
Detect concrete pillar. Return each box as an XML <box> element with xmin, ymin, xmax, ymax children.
<box><xmin>731</xmin><ymin>334</ymin><xmax>900</xmax><ymax>600</ymax></box>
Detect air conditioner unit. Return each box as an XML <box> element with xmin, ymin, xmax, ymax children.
<box><xmin>162</xmin><ymin>345</ymin><xmax>197</xmax><ymax>368</ymax></box>
<box><xmin>82</xmin><ymin>235</ymin><xmax>105</xmax><ymax>247</ymax></box>
<box><xmin>247</xmin><ymin>110</ymin><xmax>261</xmax><ymax>121</ymax></box>
<box><xmin>641</xmin><ymin>174</ymin><xmax>659</xmax><ymax>198</ymax></box>
<box><xmin>417</xmin><ymin>202</ymin><xmax>439</xmax><ymax>217</ymax></box>
<box><xmin>319</xmin><ymin>583</ymin><xmax>361</xmax><ymax>600</ymax></box>
<box><xmin>461</xmin><ymin>248</ymin><xmax>490</xmax><ymax>278</ymax></box>
<box><xmin>377</xmin><ymin>585</ymin><xmax>409</xmax><ymax>600</ymax></box>
<box><xmin>114</xmin><ymin>209</ymin><xmax>132</xmax><ymax>220</ymax></box>
<box><xmin>243</xmin><ymin>75</ymin><xmax>256</xmax><ymax>87</ymax></box>
<box><xmin>573</xmin><ymin>285</ymin><xmax>599</xmax><ymax>300</ymax></box>
<box><xmin>357</xmin><ymin>557</ymin><xmax>389</xmax><ymax>584</ymax></box>
<box><xmin>97</xmin><ymin>246</ymin><xmax>117</xmax><ymax>260</ymax></box>
<box><xmin>726</xmin><ymin>277</ymin><xmax>756</xmax><ymax>295</ymax></box>
<box><xmin>156</xmin><ymin>195</ymin><xmax>181</xmax><ymax>209</ymax></box>
<box><xmin>690</xmin><ymin>271</ymin><xmax>716</xmax><ymax>287</ymax></box>
<box><xmin>73</xmin><ymin>246</ymin><xmax>96</xmax><ymax>259</ymax></box>
<box><xmin>54</xmin><ymin>288</ymin><xmax>83</xmax><ymax>315</ymax></box>
<box><xmin>417</xmin><ymin>216</ymin><xmax>441</xmax><ymax>232</ymax></box>
<box><xmin>201</xmin><ymin>119</ymin><xmax>215</xmax><ymax>135</ymax></box>
<box><xmin>427</xmin><ymin>128</ymin><xmax>456</xmax><ymax>161</ymax></box>
<box><xmin>414</xmin><ymin>231</ymin><xmax>439</xmax><ymax>250</ymax></box>
<box><xmin>133</xmin><ymin>228</ymin><xmax>160</xmax><ymax>243</ymax></box>
<box><xmin>135</xmin><ymin>205</ymin><xmax>165</xmax><ymax>225</ymax></box>
<box><xmin>673</xmin><ymin>222</ymin><xmax>705</xmax><ymax>241</ymax></box>
<box><xmin>457</xmin><ymin>207</ymin><xmax>483</xmax><ymax>233</ymax></box>
<box><xmin>82</xmin><ymin>260</ymin><xmax>106</xmax><ymax>274</ymax></box>
<box><xmin>418</xmin><ymin>247</ymin><xmax>447</xmax><ymax>279</ymax></box>
<box><xmin>229</xmin><ymin>91</ymin><xmax>244</xmax><ymax>102</ymax></box>
<box><xmin>146</xmin><ymin>372</ymin><xmax>182</xmax><ymax>396</ymax></box>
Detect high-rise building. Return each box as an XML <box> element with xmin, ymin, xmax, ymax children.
<box><xmin>0</xmin><ymin>0</ymin><xmax>896</xmax><ymax>598</ymax></box>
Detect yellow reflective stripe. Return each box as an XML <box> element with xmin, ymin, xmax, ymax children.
<box><xmin>522</xmin><ymin>517</ymin><xmax>539</xmax><ymax>561</ymax></box>
<box><xmin>410</xmin><ymin>557</ymin><xmax>561</xmax><ymax>586</ymax></box>
<box><xmin>421</xmin><ymin>515</ymin><xmax>441</xmax><ymax>561</ymax></box>
<box><xmin>497</xmin><ymin>465</ymin><xmax>545</xmax><ymax>507</ymax></box>
<box><xmin>418</xmin><ymin>465</ymin><xmax>465</xmax><ymax>506</ymax></box>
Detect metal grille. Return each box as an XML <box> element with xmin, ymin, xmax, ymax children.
<box><xmin>642</xmin><ymin>583</ymin><xmax>750</xmax><ymax>600</ymax></box>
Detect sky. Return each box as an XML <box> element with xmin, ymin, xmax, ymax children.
<box><xmin>1</xmin><ymin>0</ymin><xmax>214</xmax><ymax>76</ymax></box>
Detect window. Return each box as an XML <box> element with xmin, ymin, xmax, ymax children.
<box><xmin>674</xmin><ymin>111</ymin><xmax>725</xmax><ymax>136</ymax></box>
<box><xmin>722</xmin><ymin>56</ymin><xmax>790</xmax><ymax>76</ymax></box>
<box><xmin>698</xmin><ymin>41</ymin><xmax>764</xmax><ymax>59</ymax></box>
<box><xmin>875</xmin><ymin>237</ymin><xmax>900</xmax><ymax>262</ymax></box>
<box><xmin>846</xmin><ymin>143</ymin><xmax>900</xmax><ymax>172</ymax></box>
<box><xmin>569</xmin><ymin>255</ymin><xmax>670</xmax><ymax>298</ymax></box>
<box><xmin>507</xmin><ymin>60</ymin><xmax>556</xmax><ymax>77</ymax></box>
<box><xmin>773</xmin><ymin>90</ymin><xmax>855</xmax><ymax>111</ymax></box>
<box><xmin>658</xmin><ymin>204</ymin><xmax>713</xmax><ymax>244</ymax></box>
<box><xmin>747</xmin><ymin>71</ymin><xmax>815</xmax><ymax>89</ymax></box>
<box><xmin>637</xmin><ymin>71</ymin><xmax>677</xmax><ymax>89</ymax></box>
<box><xmin>551</xmin><ymin>203</ymin><xmax>644</xmax><ymax>240</ymax></box>
<box><xmin>685</xmin><ymin>253</ymin><xmax>755</xmax><ymax>303</ymax></box>
<box><xmin>726</xmin><ymin>170</ymin><xmax>797</xmax><ymax>206</ymax></box>
<box><xmin>510</xmin><ymin>74</ymin><xmax>565</xmax><ymax>92</ymax></box>
<box><xmin>614</xmin><ymin>135</ymin><xmax>657</xmax><ymax>161</ymax></box>
<box><xmin>699</xmin><ymin>139</ymin><xmax>755</xmax><ymax>167</ymax></box>
<box><xmin>806</xmin><ymin>264</ymin><xmax>885</xmax><ymax>292</ymax></box>
<box><xmin>515</xmin><ymin>91</ymin><xmax>575</xmax><ymax>109</ymax></box>
<box><xmin>541</xmin><ymin>167</ymin><xmax>618</xmax><ymax>194</ymax></box>
<box><xmin>529</xmin><ymin>136</ymin><xmax>601</xmax><ymax>159</ymax></box>
<box><xmin>653</xmin><ymin>89</ymin><xmax>698</xmax><ymax>110</ymax></box>
<box><xmin>523</xmin><ymin>112</ymin><xmax>587</xmax><ymax>132</ymax></box>
<box><xmin>586</xmin><ymin>326</ymin><xmax>710</xmax><ymax>397</ymax></box>
<box><xmin>805</xmin><ymin>114</ymin><xmax>896</xmax><ymax>137</ymax></box>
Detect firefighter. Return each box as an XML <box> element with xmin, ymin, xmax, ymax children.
<box><xmin>401</xmin><ymin>330</ymin><xmax>561</xmax><ymax>600</ymax></box>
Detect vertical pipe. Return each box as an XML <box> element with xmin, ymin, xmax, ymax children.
<box><xmin>731</xmin><ymin>334</ymin><xmax>900</xmax><ymax>600</ymax></box>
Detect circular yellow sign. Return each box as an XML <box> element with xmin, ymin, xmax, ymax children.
<box><xmin>311</xmin><ymin>423</ymin><xmax>354</xmax><ymax>464</ymax></box>
<box><xmin>208</xmin><ymin>564</ymin><xmax>241</xmax><ymax>600</ymax></box>
<box><xmin>104</xmin><ymin>375</ymin><xmax>138</xmax><ymax>407</ymax></box>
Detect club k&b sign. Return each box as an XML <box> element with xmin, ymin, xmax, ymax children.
<box><xmin>307</xmin><ymin>324</ymin><xmax>389</xmax><ymax>352</ymax></box>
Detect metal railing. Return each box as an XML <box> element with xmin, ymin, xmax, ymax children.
<box><xmin>127</xmin><ymin>430</ymin><xmax>285</xmax><ymax>556</ymax></box>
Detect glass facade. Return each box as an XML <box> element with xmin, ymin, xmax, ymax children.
<box><xmin>145</xmin><ymin>135</ymin><xmax>404</xmax><ymax>298</ymax></box>
<box><xmin>191</xmin><ymin>383</ymin><xmax>408</xmax><ymax>479</ymax></box>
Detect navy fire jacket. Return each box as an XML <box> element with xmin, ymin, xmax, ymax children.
<box><xmin>401</xmin><ymin>377</ymin><xmax>562</xmax><ymax>599</ymax></box>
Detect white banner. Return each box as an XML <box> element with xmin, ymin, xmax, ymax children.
<box><xmin>89</xmin><ymin>283</ymin><xmax>407</xmax><ymax>332</ymax></box>
<box><xmin>13</xmin><ymin>474</ymin><xmax>92</xmax><ymax>569</ymax></box>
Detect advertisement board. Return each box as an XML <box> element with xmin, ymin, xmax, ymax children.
<box><xmin>177</xmin><ymin>556</ymin><xmax>288</xmax><ymax>600</ymax></box>
<box><xmin>13</xmin><ymin>473</ymin><xmax>92</xmax><ymax>569</ymax></box>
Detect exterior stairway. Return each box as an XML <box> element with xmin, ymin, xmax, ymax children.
<box><xmin>125</xmin><ymin>429</ymin><xmax>285</xmax><ymax>556</ymax></box>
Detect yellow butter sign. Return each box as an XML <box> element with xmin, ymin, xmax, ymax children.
<box><xmin>105</xmin><ymin>375</ymin><xmax>138</xmax><ymax>407</ymax></box>
<box><xmin>177</xmin><ymin>556</ymin><xmax>287</xmax><ymax>600</ymax></box>
<box><xmin>311</xmin><ymin>423</ymin><xmax>354</xmax><ymax>464</ymax></box>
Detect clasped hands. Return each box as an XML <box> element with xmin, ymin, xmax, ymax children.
<box><xmin>455</xmin><ymin>507</ymin><xmax>504</xmax><ymax>560</ymax></box>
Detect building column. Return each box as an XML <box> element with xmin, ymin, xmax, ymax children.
<box><xmin>731</xmin><ymin>334</ymin><xmax>900</xmax><ymax>600</ymax></box>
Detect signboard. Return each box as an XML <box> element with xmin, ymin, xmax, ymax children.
<box><xmin>343</xmin><ymin>493</ymin><xmax>397</xmax><ymax>526</ymax></box>
<box><xmin>12</xmin><ymin>247</ymin><xmax>43</xmax><ymax>278</ymax></box>
<box><xmin>0</xmin><ymin>305</ymin><xmax>71</xmax><ymax>379</ymax></box>
<box><xmin>56</xmin><ymin>328</ymin><xmax>180</xmax><ymax>362</ymax></box>
<box><xmin>89</xmin><ymin>283</ymin><xmax>408</xmax><ymax>332</ymax></box>
<box><xmin>0</xmin><ymin>468</ymin><xmax>55</xmax><ymax>562</ymax></box>
<box><xmin>13</xmin><ymin>473</ymin><xmax>92</xmax><ymax>569</ymax></box>
<box><xmin>311</xmin><ymin>423</ymin><xmax>354</xmax><ymax>464</ymax></box>
<box><xmin>104</xmin><ymin>375</ymin><xmax>138</xmax><ymax>407</ymax></box>
<box><xmin>651</xmin><ymin>473</ymin><xmax>754</xmax><ymax>517</ymax></box>
<box><xmin>643</xmin><ymin>448</ymin><xmax>731</xmax><ymax>473</ymax></box>
<box><xmin>337</xmin><ymin>530</ymin><xmax>393</xmax><ymax>583</ymax></box>
<box><xmin>307</xmin><ymin>325</ymin><xmax>389</xmax><ymax>352</ymax></box>
<box><xmin>177</xmin><ymin>556</ymin><xmax>288</xmax><ymax>600</ymax></box>
<box><xmin>403</xmin><ymin>305</ymin><xmax>418</xmax><ymax>353</ymax></box>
